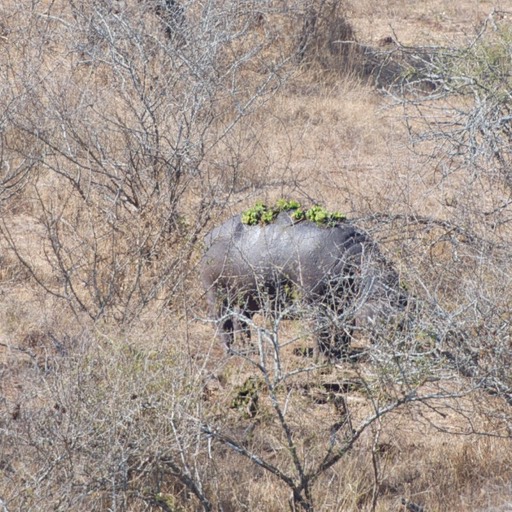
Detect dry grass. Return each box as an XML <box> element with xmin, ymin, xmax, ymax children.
<box><xmin>1</xmin><ymin>0</ymin><xmax>512</xmax><ymax>511</ymax></box>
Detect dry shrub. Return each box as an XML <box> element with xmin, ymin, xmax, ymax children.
<box><xmin>0</xmin><ymin>1</ymin><xmax>512</xmax><ymax>511</ymax></box>
<box><xmin>2</xmin><ymin>326</ymin><xmax>511</xmax><ymax>511</ymax></box>
<box><xmin>2</xmin><ymin>317</ymin><xmax>238</xmax><ymax>511</ymax></box>
<box><xmin>296</xmin><ymin>0</ymin><xmax>359</xmax><ymax>71</ymax></box>
<box><xmin>0</xmin><ymin>0</ymin><xmax>308</xmax><ymax>323</ymax></box>
<box><xmin>378</xmin><ymin>433</ymin><xmax>512</xmax><ymax>511</ymax></box>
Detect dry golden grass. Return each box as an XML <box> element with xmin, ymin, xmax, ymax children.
<box><xmin>347</xmin><ymin>0</ymin><xmax>496</xmax><ymax>45</ymax></box>
<box><xmin>1</xmin><ymin>1</ymin><xmax>512</xmax><ymax>511</ymax></box>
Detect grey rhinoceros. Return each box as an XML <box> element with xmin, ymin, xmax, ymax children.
<box><xmin>200</xmin><ymin>210</ymin><xmax>407</xmax><ymax>358</ymax></box>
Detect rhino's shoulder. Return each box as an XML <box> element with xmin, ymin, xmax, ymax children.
<box><xmin>204</xmin><ymin>215</ymin><xmax>244</xmax><ymax>248</ymax></box>
<box><xmin>273</xmin><ymin>211</ymin><xmax>295</xmax><ymax>225</ymax></box>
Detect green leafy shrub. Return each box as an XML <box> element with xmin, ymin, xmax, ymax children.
<box><xmin>291</xmin><ymin>208</ymin><xmax>306</xmax><ymax>221</ymax></box>
<box><xmin>275</xmin><ymin>198</ymin><xmax>301</xmax><ymax>211</ymax></box>
<box><xmin>241</xmin><ymin>199</ymin><xmax>298</xmax><ymax>226</ymax></box>
<box><xmin>306</xmin><ymin>205</ymin><xmax>346</xmax><ymax>226</ymax></box>
<box><xmin>231</xmin><ymin>377</ymin><xmax>261</xmax><ymax>418</ymax></box>
<box><xmin>241</xmin><ymin>199</ymin><xmax>346</xmax><ymax>227</ymax></box>
<box><xmin>261</xmin><ymin>209</ymin><xmax>278</xmax><ymax>224</ymax></box>
<box><xmin>241</xmin><ymin>201</ymin><xmax>268</xmax><ymax>225</ymax></box>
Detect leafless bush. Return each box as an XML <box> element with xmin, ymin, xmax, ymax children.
<box><xmin>0</xmin><ymin>330</ymin><xmax>218</xmax><ymax>511</ymax></box>
<box><xmin>0</xmin><ymin>0</ymin><xmax>313</xmax><ymax>322</ymax></box>
<box><xmin>382</xmin><ymin>11</ymin><xmax>512</xmax><ymax>413</ymax></box>
<box><xmin>197</xmin><ymin>274</ymin><xmax>512</xmax><ymax>511</ymax></box>
<box><xmin>391</xmin><ymin>10</ymin><xmax>512</xmax><ymax>191</ymax></box>
<box><xmin>1</xmin><ymin>2</ymin><xmax>512</xmax><ymax>511</ymax></box>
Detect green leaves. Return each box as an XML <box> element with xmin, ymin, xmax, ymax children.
<box><xmin>290</xmin><ymin>208</ymin><xmax>306</xmax><ymax>222</ymax></box>
<box><xmin>275</xmin><ymin>198</ymin><xmax>301</xmax><ymax>210</ymax></box>
<box><xmin>241</xmin><ymin>201</ymin><xmax>267</xmax><ymax>225</ymax></box>
<box><xmin>305</xmin><ymin>205</ymin><xmax>346</xmax><ymax>226</ymax></box>
<box><xmin>241</xmin><ymin>199</ymin><xmax>346</xmax><ymax>227</ymax></box>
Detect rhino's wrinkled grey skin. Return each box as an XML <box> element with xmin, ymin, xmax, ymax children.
<box><xmin>200</xmin><ymin>211</ymin><xmax>407</xmax><ymax>358</ymax></box>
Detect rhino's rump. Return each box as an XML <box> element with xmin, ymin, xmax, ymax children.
<box><xmin>203</xmin><ymin>213</ymin><xmax>370</xmax><ymax>303</ymax></box>
<box><xmin>201</xmin><ymin>211</ymin><xmax>407</xmax><ymax>355</ymax></box>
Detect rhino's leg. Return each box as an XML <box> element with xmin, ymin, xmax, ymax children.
<box><xmin>315</xmin><ymin>311</ymin><xmax>353</xmax><ymax>361</ymax></box>
<box><xmin>334</xmin><ymin>324</ymin><xmax>353</xmax><ymax>359</ymax></box>
<box><xmin>215</xmin><ymin>294</ymin><xmax>255</xmax><ymax>353</ymax></box>
<box><xmin>317</xmin><ymin>328</ymin><xmax>349</xmax><ymax>360</ymax></box>
<box><xmin>232</xmin><ymin>305</ymin><xmax>252</xmax><ymax>345</ymax></box>
<box><xmin>219</xmin><ymin>316</ymin><xmax>235</xmax><ymax>351</ymax></box>
<box><xmin>314</xmin><ymin>313</ymin><xmax>336</xmax><ymax>361</ymax></box>
<box><xmin>232</xmin><ymin>294</ymin><xmax>260</xmax><ymax>346</ymax></box>
<box><xmin>206</xmin><ymin>287</ymin><xmax>236</xmax><ymax>351</ymax></box>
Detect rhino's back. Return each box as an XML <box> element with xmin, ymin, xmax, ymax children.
<box><xmin>203</xmin><ymin>212</ymin><xmax>372</xmax><ymax>290</ymax></box>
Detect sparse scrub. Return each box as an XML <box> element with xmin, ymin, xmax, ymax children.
<box><xmin>390</xmin><ymin>9</ymin><xmax>512</xmax><ymax>413</ymax></box>
<box><xmin>1</xmin><ymin>330</ymin><xmax>216</xmax><ymax>511</ymax></box>
<box><xmin>395</xmin><ymin>10</ymin><xmax>512</xmax><ymax>187</ymax></box>
<box><xmin>0</xmin><ymin>1</ymin><xmax>511</xmax><ymax>511</ymax></box>
<box><xmin>0</xmin><ymin>0</ymin><xmax>304</xmax><ymax>322</ymax></box>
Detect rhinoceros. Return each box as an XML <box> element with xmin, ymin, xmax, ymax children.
<box><xmin>200</xmin><ymin>210</ymin><xmax>406</xmax><ymax>358</ymax></box>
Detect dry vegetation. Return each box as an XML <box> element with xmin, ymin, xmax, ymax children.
<box><xmin>1</xmin><ymin>0</ymin><xmax>512</xmax><ymax>511</ymax></box>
